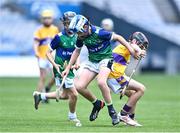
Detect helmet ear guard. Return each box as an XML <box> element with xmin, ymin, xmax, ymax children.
<box><xmin>129</xmin><ymin>32</ymin><xmax>149</xmax><ymax>50</ymax></box>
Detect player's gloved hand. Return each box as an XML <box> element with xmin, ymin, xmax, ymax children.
<box><xmin>54</xmin><ymin>63</ymin><xmax>61</xmax><ymax>75</ymax></box>
<box><xmin>62</xmin><ymin>65</ymin><xmax>71</xmax><ymax>77</ymax></box>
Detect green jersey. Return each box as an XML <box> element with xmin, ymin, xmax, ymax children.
<box><xmin>76</xmin><ymin>25</ymin><xmax>113</xmax><ymax>62</ymax></box>
<box><xmin>50</xmin><ymin>30</ymin><xmax>77</xmax><ymax>79</ymax></box>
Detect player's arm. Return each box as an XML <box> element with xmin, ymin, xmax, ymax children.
<box><xmin>98</xmin><ymin>29</ymin><xmax>137</xmax><ymax>59</ymax></box>
<box><xmin>33</xmin><ymin>40</ymin><xmax>40</xmax><ymax>58</ymax></box>
<box><xmin>33</xmin><ymin>30</ymin><xmax>41</xmax><ymax>58</ymax></box>
<box><xmin>71</xmin><ymin>55</ymin><xmax>80</xmax><ymax>69</ymax></box>
<box><xmin>62</xmin><ymin>39</ymin><xmax>83</xmax><ymax>76</ymax></box>
<box><xmin>111</xmin><ymin>33</ymin><xmax>137</xmax><ymax>58</ymax></box>
<box><xmin>46</xmin><ymin>35</ymin><xmax>61</xmax><ymax>74</ymax></box>
<box><xmin>62</xmin><ymin>48</ymin><xmax>81</xmax><ymax>76</ymax></box>
<box><xmin>46</xmin><ymin>48</ymin><xmax>55</xmax><ymax>66</ymax></box>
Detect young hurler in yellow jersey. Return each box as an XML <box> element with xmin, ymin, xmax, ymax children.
<box><xmin>107</xmin><ymin>32</ymin><xmax>149</xmax><ymax>126</ymax></box>
<box><xmin>33</xmin><ymin>10</ymin><xmax>59</xmax><ymax>99</ymax></box>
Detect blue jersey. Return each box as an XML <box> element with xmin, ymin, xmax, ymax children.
<box><xmin>76</xmin><ymin>25</ymin><xmax>113</xmax><ymax>62</ymax></box>
<box><xmin>49</xmin><ymin>30</ymin><xmax>77</xmax><ymax>78</ymax></box>
<box><xmin>50</xmin><ymin>30</ymin><xmax>77</xmax><ymax>61</ymax></box>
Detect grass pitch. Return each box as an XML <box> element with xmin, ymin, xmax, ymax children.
<box><xmin>0</xmin><ymin>74</ymin><xmax>180</xmax><ymax>132</ymax></box>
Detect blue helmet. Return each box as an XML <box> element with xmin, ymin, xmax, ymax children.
<box><xmin>60</xmin><ymin>11</ymin><xmax>76</xmax><ymax>23</ymax></box>
<box><xmin>69</xmin><ymin>15</ymin><xmax>89</xmax><ymax>33</ymax></box>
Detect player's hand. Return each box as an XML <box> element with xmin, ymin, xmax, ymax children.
<box><xmin>54</xmin><ymin>63</ymin><xmax>61</xmax><ymax>75</ymax></box>
<box><xmin>140</xmin><ymin>50</ymin><xmax>146</xmax><ymax>58</ymax></box>
<box><xmin>35</xmin><ymin>52</ymin><xmax>40</xmax><ymax>58</ymax></box>
<box><xmin>62</xmin><ymin>65</ymin><xmax>71</xmax><ymax>77</ymax></box>
<box><xmin>134</xmin><ymin>52</ymin><xmax>141</xmax><ymax>60</ymax></box>
<box><xmin>71</xmin><ymin>63</ymin><xmax>80</xmax><ymax>70</ymax></box>
<box><xmin>131</xmin><ymin>43</ymin><xmax>142</xmax><ymax>60</ymax></box>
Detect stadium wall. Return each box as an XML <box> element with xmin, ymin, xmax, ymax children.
<box><xmin>0</xmin><ymin>56</ymin><xmax>39</xmax><ymax>77</ymax></box>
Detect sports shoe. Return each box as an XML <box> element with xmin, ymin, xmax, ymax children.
<box><xmin>118</xmin><ymin>112</ymin><xmax>142</xmax><ymax>126</ymax></box>
<box><xmin>131</xmin><ymin>119</ymin><xmax>142</xmax><ymax>127</ymax></box>
<box><xmin>89</xmin><ymin>100</ymin><xmax>105</xmax><ymax>121</ymax></box>
<box><xmin>33</xmin><ymin>91</ymin><xmax>41</xmax><ymax>110</ymax></box>
<box><xmin>109</xmin><ymin>110</ymin><xmax>120</xmax><ymax>126</ymax></box>
<box><xmin>69</xmin><ymin>118</ymin><xmax>82</xmax><ymax>127</ymax></box>
<box><xmin>45</xmin><ymin>86</ymin><xmax>50</xmax><ymax>93</ymax></box>
<box><xmin>41</xmin><ymin>99</ymin><xmax>49</xmax><ymax>104</ymax></box>
<box><xmin>69</xmin><ymin>118</ymin><xmax>80</xmax><ymax>123</ymax></box>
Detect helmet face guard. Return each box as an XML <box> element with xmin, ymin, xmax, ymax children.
<box><xmin>60</xmin><ymin>11</ymin><xmax>76</xmax><ymax>33</ymax></box>
<box><xmin>69</xmin><ymin>15</ymin><xmax>89</xmax><ymax>34</ymax></box>
<box><xmin>129</xmin><ymin>32</ymin><xmax>149</xmax><ymax>50</ymax></box>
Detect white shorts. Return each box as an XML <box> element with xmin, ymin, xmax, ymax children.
<box><xmin>107</xmin><ymin>75</ymin><xmax>129</xmax><ymax>94</ymax></box>
<box><xmin>83</xmin><ymin>59</ymin><xmax>110</xmax><ymax>73</ymax></box>
<box><xmin>107</xmin><ymin>78</ymin><xmax>122</xmax><ymax>94</ymax></box>
<box><xmin>38</xmin><ymin>58</ymin><xmax>52</xmax><ymax>69</ymax></box>
<box><xmin>55</xmin><ymin>77</ymin><xmax>74</xmax><ymax>89</ymax></box>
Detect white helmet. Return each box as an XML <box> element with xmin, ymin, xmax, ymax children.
<box><xmin>69</xmin><ymin>15</ymin><xmax>89</xmax><ymax>33</ymax></box>
<box><xmin>101</xmin><ymin>18</ymin><xmax>114</xmax><ymax>31</ymax></box>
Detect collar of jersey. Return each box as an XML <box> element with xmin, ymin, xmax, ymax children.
<box><xmin>62</xmin><ymin>29</ymin><xmax>67</xmax><ymax>36</ymax></box>
<box><xmin>90</xmin><ymin>25</ymin><xmax>96</xmax><ymax>34</ymax></box>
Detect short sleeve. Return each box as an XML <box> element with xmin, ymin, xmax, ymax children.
<box><xmin>98</xmin><ymin>29</ymin><xmax>113</xmax><ymax>40</ymax></box>
<box><xmin>49</xmin><ymin>35</ymin><xmax>61</xmax><ymax>50</ymax></box>
<box><xmin>55</xmin><ymin>27</ymin><xmax>59</xmax><ymax>34</ymax></box>
<box><xmin>75</xmin><ymin>39</ymin><xmax>83</xmax><ymax>49</ymax></box>
<box><xmin>34</xmin><ymin>30</ymin><xmax>40</xmax><ymax>41</ymax></box>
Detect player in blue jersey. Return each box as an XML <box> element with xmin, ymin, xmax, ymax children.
<box><xmin>33</xmin><ymin>12</ymin><xmax>81</xmax><ymax>126</ymax></box>
<box><xmin>62</xmin><ymin>15</ymin><xmax>138</xmax><ymax>125</ymax></box>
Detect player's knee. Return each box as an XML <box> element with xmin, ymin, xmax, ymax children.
<box><xmin>40</xmin><ymin>76</ymin><xmax>46</xmax><ymax>83</ymax></box>
<box><xmin>139</xmin><ymin>84</ymin><xmax>146</xmax><ymax>95</ymax></box>
<box><xmin>69</xmin><ymin>92</ymin><xmax>78</xmax><ymax>101</ymax></box>
<box><xmin>125</xmin><ymin>90</ymin><xmax>135</xmax><ymax>97</ymax></box>
<box><xmin>72</xmin><ymin>89</ymin><xmax>78</xmax><ymax>98</ymax></box>
<box><xmin>75</xmin><ymin>82</ymin><xmax>85</xmax><ymax>92</ymax></box>
<box><xmin>97</xmin><ymin>79</ymin><xmax>104</xmax><ymax>88</ymax></box>
<box><xmin>97</xmin><ymin>79</ymin><xmax>109</xmax><ymax>92</ymax></box>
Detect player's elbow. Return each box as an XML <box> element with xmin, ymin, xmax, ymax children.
<box><xmin>74</xmin><ymin>80</ymin><xmax>85</xmax><ymax>93</ymax></box>
<box><xmin>69</xmin><ymin>91</ymin><xmax>78</xmax><ymax>101</ymax></box>
<box><xmin>112</xmin><ymin>34</ymin><xmax>123</xmax><ymax>41</ymax></box>
<box><xmin>75</xmin><ymin>48</ymin><xmax>81</xmax><ymax>55</ymax></box>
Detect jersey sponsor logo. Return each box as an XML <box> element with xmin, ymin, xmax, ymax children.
<box><xmin>56</xmin><ymin>47</ymin><xmax>75</xmax><ymax>60</ymax></box>
<box><xmin>87</xmin><ymin>42</ymin><xmax>109</xmax><ymax>53</ymax></box>
<box><xmin>62</xmin><ymin>51</ymin><xmax>73</xmax><ymax>56</ymax></box>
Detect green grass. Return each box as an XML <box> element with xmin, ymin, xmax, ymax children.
<box><xmin>0</xmin><ymin>74</ymin><xmax>180</xmax><ymax>132</ymax></box>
